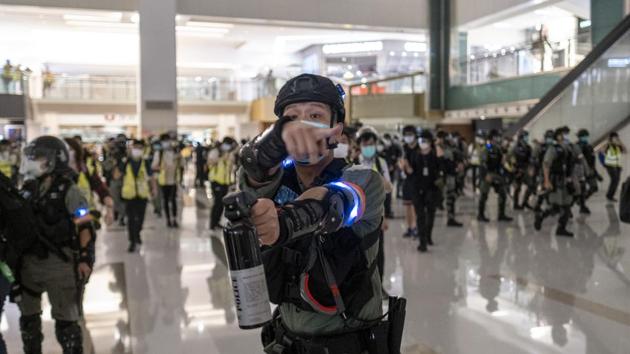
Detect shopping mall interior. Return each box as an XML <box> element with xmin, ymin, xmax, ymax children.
<box><xmin>0</xmin><ymin>0</ymin><xmax>629</xmax><ymax>353</ymax></box>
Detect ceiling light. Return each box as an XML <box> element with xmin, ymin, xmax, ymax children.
<box><xmin>470</xmin><ymin>55</ymin><xmax>476</xmax><ymax>60</ymax></box>
<box><xmin>404</xmin><ymin>42</ymin><xmax>427</xmax><ymax>52</ymax></box>
<box><xmin>389</xmin><ymin>51</ymin><xmax>396</xmax><ymax>56</ymax></box>
<box><xmin>63</xmin><ymin>12</ymin><xmax>123</xmax><ymax>22</ymax></box>
<box><xmin>360</xmin><ymin>78</ymin><xmax>368</xmax><ymax>83</ymax></box>
<box><xmin>413</xmin><ymin>52</ymin><xmax>419</xmax><ymax>57</ymax></box>
<box><xmin>322</xmin><ymin>41</ymin><xmax>383</xmax><ymax>55</ymax></box>
<box><xmin>195</xmin><ymin>76</ymin><xmax>202</xmax><ymax>82</ymax></box>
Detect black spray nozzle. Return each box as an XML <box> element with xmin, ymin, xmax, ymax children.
<box><xmin>222</xmin><ymin>191</ymin><xmax>258</xmax><ymax>222</ymax></box>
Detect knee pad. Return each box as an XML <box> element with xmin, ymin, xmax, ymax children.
<box><xmin>55</xmin><ymin>320</ymin><xmax>83</xmax><ymax>354</ymax></box>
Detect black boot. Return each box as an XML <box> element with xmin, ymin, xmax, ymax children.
<box><xmin>556</xmin><ymin>228</ymin><xmax>574</xmax><ymax>237</ymax></box>
<box><xmin>477</xmin><ymin>214</ymin><xmax>490</xmax><ymax>222</ymax></box>
<box><xmin>55</xmin><ymin>320</ymin><xmax>83</xmax><ymax>354</ymax></box>
<box><xmin>534</xmin><ymin>212</ymin><xmax>543</xmax><ymax>231</ymax></box>
<box><xmin>127</xmin><ymin>242</ymin><xmax>136</xmax><ymax>253</ymax></box>
<box><xmin>447</xmin><ymin>218</ymin><xmax>463</xmax><ymax>227</ymax></box>
<box><xmin>498</xmin><ymin>214</ymin><xmax>513</xmax><ymax>222</ymax></box>
<box><xmin>20</xmin><ymin>314</ymin><xmax>43</xmax><ymax>354</ymax></box>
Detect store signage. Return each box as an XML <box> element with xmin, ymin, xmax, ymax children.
<box><xmin>322</xmin><ymin>41</ymin><xmax>383</xmax><ymax>55</ymax></box>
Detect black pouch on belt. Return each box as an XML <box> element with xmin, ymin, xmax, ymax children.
<box><xmin>364</xmin><ymin>321</ymin><xmax>390</xmax><ymax>354</ymax></box>
<box><xmin>387</xmin><ymin>296</ymin><xmax>406</xmax><ymax>354</ymax></box>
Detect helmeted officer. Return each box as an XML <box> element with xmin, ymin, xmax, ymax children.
<box><xmin>238</xmin><ymin>74</ymin><xmax>394</xmax><ymax>353</ymax></box>
<box><xmin>435</xmin><ymin>131</ymin><xmax>463</xmax><ymax>227</ymax></box>
<box><xmin>509</xmin><ymin>130</ymin><xmax>534</xmax><ymax>210</ymax></box>
<box><xmin>478</xmin><ymin>129</ymin><xmax>513</xmax><ymax>222</ymax></box>
<box><xmin>576</xmin><ymin>129</ymin><xmax>602</xmax><ymax>213</ymax></box>
<box><xmin>18</xmin><ymin>136</ymin><xmax>94</xmax><ymax>354</ymax></box>
<box><xmin>533</xmin><ymin>130</ymin><xmax>555</xmax><ymax>213</ymax></box>
<box><xmin>535</xmin><ymin>128</ymin><xmax>575</xmax><ymax>237</ymax></box>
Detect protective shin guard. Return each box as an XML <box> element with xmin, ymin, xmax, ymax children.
<box><xmin>20</xmin><ymin>314</ymin><xmax>43</xmax><ymax>354</ymax></box>
<box><xmin>55</xmin><ymin>320</ymin><xmax>83</xmax><ymax>354</ymax></box>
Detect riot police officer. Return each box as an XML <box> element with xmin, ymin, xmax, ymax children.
<box><xmin>509</xmin><ymin>131</ymin><xmax>534</xmax><ymax>210</ymax></box>
<box><xmin>535</xmin><ymin>128</ymin><xmax>575</xmax><ymax>237</ymax></box>
<box><xmin>478</xmin><ymin>129</ymin><xmax>513</xmax><ymax>222</ymax></box>
<box><xmin>533</xmin><ymin>130</ymin><xmax>555</xmax><ymax>213</ymax></box>
<box><xmin>436</xmin><ymin>131</ymin><xmax>463</xmax><ymax>227</ymax></box>
<box><xmin>18</xmin><ymin>136</ymin><xmax>94</xmax><ymax>354</ymax></box>
<box><xmin>238</xmin><ymin>74</ymin><xmax>400</xmax><ymax>353</ymax></box>
<box><xmin>576</xmin><ymin>129</ymin><xmax>602</xmax><ymax>213</ymax></box>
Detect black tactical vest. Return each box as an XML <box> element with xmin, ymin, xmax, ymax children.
<box><xmin>486</xmin><ymin>144</ymin><xmax>502</xmax><ymax>173</ymax></box>
<box><xmin>28</xmin><ymin>176</ymin><xmax>76</xmax><ymax>247</ymax></box>
<box><xmin>550</xmin><ymin>144</ymin><xmax>573</xmax><ymax>177</ymax></box>
<box><xmin>262</xmin><ymin>159</ymin><xmax>380</xmax><ymax>317</ymax></box>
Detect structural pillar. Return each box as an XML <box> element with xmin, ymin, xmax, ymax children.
<box><xmin>138</xmin><ymin>0</ymin><xmax>178</xmax><ymax>137</ymax></box>
<box><xmin>428</xmin><ymin>0</ymin><xmax>450</xmax><ymax>111</ymax></box>
<box><xmin>591</xmin><ymin>0</ymin><xmax>626</xmax><ymax>45</ymax></box>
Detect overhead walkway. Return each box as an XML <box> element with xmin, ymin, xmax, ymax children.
<box><xmin>509</xmin><ymin>14</ymin><xmax>630</xmax><ymax>144</ymax></box>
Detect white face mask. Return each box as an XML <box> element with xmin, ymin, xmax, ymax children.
<box><xmin>334</xmin><ymin>143</ymin><xmax>349</xmax><ymax>158</ymax></box>
<box><xmin>403</xmin><ymin>136</ymin><xmax>415</xmax><ymax>145</ymax></box>
<box><xmin>21</xmin><ymin>159</ymin><xmax>46</xmax><ymax>179</ymax></box>
<box><xmin>131</xmin><ymin>149</ymin><xmax>143</xmax><ymax>159</ymax></box>
<box><xmin>420</xmin><ymin>142</ymin><xmax>430</xmax><ymax>150</ymax></box>
<box><xmin>220</xmin><ymin>143</ymin><xmax>232</xmax><ymax>152</ymax></box>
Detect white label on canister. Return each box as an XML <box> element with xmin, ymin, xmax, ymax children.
<box><xmin>230</xmin><ymin>265</ymin><xmax>272</xmax><ymax>327</ymax></box>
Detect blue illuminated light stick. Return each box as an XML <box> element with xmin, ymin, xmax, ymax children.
<box><xmin>329</xmin><ymin>181</ymin><xmax>365</xmax><ymax>226</ymax></box>
<box><xmin>74</xmin><ymin>207</ymin><xmax>89</xmax><ymax>218</ymax></box>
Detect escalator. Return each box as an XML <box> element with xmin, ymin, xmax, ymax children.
<box><xmin>509</xmin><ymin>14</ymin><xmax>630</xmax><ymax>145</ymax></box>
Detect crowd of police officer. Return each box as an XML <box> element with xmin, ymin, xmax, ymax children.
<box><xmin>331</xmin><ymin>123</ymin><xmax>626</xmax><ymax>247</ymax></box>
<box><xmin>0</xmin><ymin>131</ymin><xmax>243</xmax><ymax>353</ymax></box>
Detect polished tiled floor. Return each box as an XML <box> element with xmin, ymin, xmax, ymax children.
<box><xmin>2</xmin><ymin>182</ymin><xmax>629</xmax><ymax>354</ymax></box>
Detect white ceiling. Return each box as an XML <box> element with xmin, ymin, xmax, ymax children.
<box><xmin>0</xmin><ymin>5</ymin><xmax>426</xmax><ymax>78</ymax></box>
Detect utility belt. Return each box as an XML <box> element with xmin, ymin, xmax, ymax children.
<box><xmin>262</xmin><ymin>297</ymin><xmax>406</xmax><ymax>354</ymax></box>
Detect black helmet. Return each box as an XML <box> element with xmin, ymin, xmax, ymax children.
<box><xmin>23</xmin><ymin>136</ymin><xmax>70</xmax><ymax>175</ymax></box>
<box><xmin>518</xmin><ymin>130</ymin><xmax>529</xmax><ymax>139</ymax></box>
<box><xmin>274</xmin><ymin>74</ymin><xmax>346</xmax><ymax>123</ymax></box>
<box><xmin>577</xmin><ymin>129</ymin><xmax>589</xmax><ymax>137</ymax></box>
<box><xmin>554</xmin><ymin>127</ymin><xmax>565</xmax><ymax>139</ymax></box>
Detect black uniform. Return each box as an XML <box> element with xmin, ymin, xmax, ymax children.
<box><xmin>510</xmin><ymin>139</ymin><xmax>534</xmax><ymax>209</ymax></box>
<box><xmin>409</xmin><ymin>148</ymin><xmax>441</xmax><ymax>251</ymax></box>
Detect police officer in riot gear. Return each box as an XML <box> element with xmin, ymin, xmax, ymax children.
<box><xmin>435</xmin><ymin>131</ymin><xmax>463</xmax><ymax>227</ymax></box>
<box><xmin>18</xmin><ymin>136</ymin><xmax>94</xmax><ymax>354</ymax></box>
<box><xmin>478</xmin><ymin>129</ymin><xmax>513</xmax><ymax>223</ymax></box>
<box><xmin>533</xmin><ymin>130</ymin><xmax>555</xmax><ymax>213</ymax></box>
<box><xmin>509</xmin><ymin>130</ymin><xmax>534</xmax><ymax>210</ymax></box>
<box><xmin>576</xmin><ymin>129</ymin><xmax>602</xmax><ymax>213</ymax></box>
<box><xmin>535</xmin><ymin>128</ymin><xmax>575</xmax><ymax>237</ymax></box>
<box><xmin>238</xmin><ymin>74</ymin><xmax>403</xmax><ymax>353</ymax></box>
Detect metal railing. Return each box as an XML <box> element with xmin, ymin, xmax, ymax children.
<box><xmin>453</xmin><ymin>36</ymin><xmax>591</xmax><ymax>86</ymax></box>
<box><xmin>33</xmin><ymin>74</ymin><xmax>260</xmax><ymax>102</ymax></box>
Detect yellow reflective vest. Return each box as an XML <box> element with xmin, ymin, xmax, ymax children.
<box><xmin>157</xmin><ymin>154</ymin><xmax>181</xmax><ymax>186</ymax></box>
<box><xmin>604</xmin><ymin>146</ymin><xmax>622</xmax><ymax>167</ymax></box>
<box><xmin>77</xmin><ymin>171</ymin><xmax>95</xmax><ymax>209</ymax></box>
<box><xmin>122</xmin><ymin>161</ymin><xmax>150</xmax><ymax>200</ymax></box>
<box><xmin>209</xmin><ymin>156</ymin><xmax>233</xmax><ymax>185</ymax></box>
<box><xmin>0</xmin><ymin>160</ymin><xmax>12</xmax><ymax>179</ymax></box>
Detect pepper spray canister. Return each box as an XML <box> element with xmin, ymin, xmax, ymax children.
<box><xmin>222</xmin><ymin>191</ymin><xmax>272</xmax><ymax>329</ymax></box>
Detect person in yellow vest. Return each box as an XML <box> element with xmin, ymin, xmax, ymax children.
<box><xmin>121</xmin><ymin>140</ymin><xmax>156</xmax><ymax>252</ymax></box>
<box><xmin>0</xmin><ymin>140</ymin><xmax>17</xmax><ymax>183</ymax></box>
<box><xmin>152</xmin><ymin>134</ymin><xmax>182</xmax><ymax>228</ymax></box>
<box><xmin>208</xmin><ymin>137</ymin><xmax>237</xmax><ymax>231</ymax></box>
<box><xmin>602</xmin><ymin>132</ymin><xmax>626</xmax><ymax>202</ymax></box>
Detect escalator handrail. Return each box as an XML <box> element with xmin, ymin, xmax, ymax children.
<box><xmin>508</xmin><ymin>14</ymin><xmax>630</xmax><ymax>136</ymax></box>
